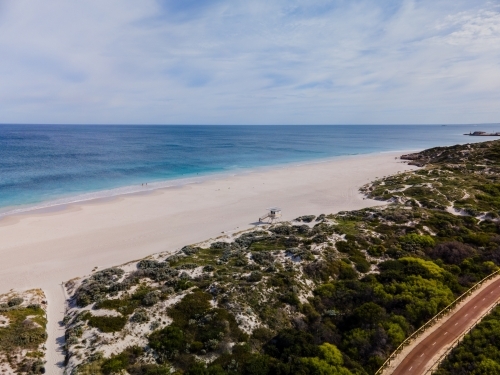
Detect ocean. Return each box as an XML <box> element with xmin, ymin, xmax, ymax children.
<box><xmin>1</xmin><ymin>124</ymin><xmax>499</xmax><ymax>217</ymax></box>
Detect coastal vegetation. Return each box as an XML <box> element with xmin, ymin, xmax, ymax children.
<box><xmin>0</xmin><ymin>289</ymin><xmax>47</xmax><ymax>374</ymax></box>
<box><xmin>434</xmin><ymin>305</ymin><xmax>500</xmax><ymax>374</ymax></box>
<box><xmin>63</xmin><ymin>140</ymin><xmax>500</xmax><ymax>374</ymax></box>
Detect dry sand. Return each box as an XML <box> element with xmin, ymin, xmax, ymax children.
<box><xmin>0</xmin><ymin>151</ymin><xmax>417</xmax><ymax>373</ymax></box>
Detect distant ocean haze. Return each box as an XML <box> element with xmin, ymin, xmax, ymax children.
<box><xmin>0</xmin><ymin>124</ymin><xmax>498</xmax><ymax>216</ymax></box>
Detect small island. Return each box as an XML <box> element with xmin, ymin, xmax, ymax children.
<box><xmin>464</xmin><ymin>131</ymin><xmax>500</xmax><ymax>136</ymax></box>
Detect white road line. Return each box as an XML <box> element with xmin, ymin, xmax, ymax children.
<box><xmin>455</xmin><ymin>323</ymin><xmax>458</xmax><ymax>326</ymax></box>
<box><xmin>409</xmin><ymin>366</ymin><xmax>413</xmax><ymax>371</ymax></box>
<box><xmin>433</xmin><ymin>342</ymin><xmax>436</xmax><ymax>346</ymax></box>
<box><xmin>444</xmin><ymin>332</ymin><xmax>448</xmax><ymax>335</ymax></box>
<box><xmin>474</xmin><ymin>305</ymin><xmax>477</xmax><ymax>309</ymax></box>
<box><xmin>420</xmin><ymin>353</ymin><xmax>424</xmax><ymax>357</ymax></box>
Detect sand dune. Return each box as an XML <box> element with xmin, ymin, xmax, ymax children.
<box><xmin>0</xmin><ymin>151</ymin><xmax>417</xmax><ymax>373</ymax></box>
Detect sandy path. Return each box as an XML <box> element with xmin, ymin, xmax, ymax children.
<box><xmin>0</xmin><ymin>152</ymin><xmax>415</xmax><ymax>374</ymax></box>
<box><xmin>390</xmin><ymin>276</ymin><xmax>500</xmax><ymax>375</ymax></box>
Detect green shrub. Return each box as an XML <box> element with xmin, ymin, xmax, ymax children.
<box><xmin>149</xmin><ymin>325</ymin><xmax>186</xmax><ymax>358</ymax></box>
<box><xmin>87</xmin><ymin>315</ymin><xmax>127</xmax><ymax>333</ymax></box>
<box><xmin>75</xmin><ymin>267</ymin><xmax>125</xmax><ymax>307</ymax></box>
<box><xmin>168</xmin><ymin>291</ymin><xmax>211</xmax><ymax>325</ymax></box>
<box><xmin>295</xmin><ymin>215</ymin><xmax>316</xmax><ymax>223</ymax></box>
<box><xmin>248</xmin><ymin>271</ymin><xmax>263</xmax><ymax>282</ymax></box>
<box><xmin>301</xmin><ymin>343</ymin><xmax>353</xmax><ymax>375</ymax></box>
<box><xmin>130</xmin><ymin>309</ymin><xmax>149</xmax><ymax>324</ymax></box>
<box><xmin>0</xmin><ymin>305</ymin><xmax>47</xmax><ymax>355</ymax></box>
<box><xmin>128</xmin><ymin>364</ymin><xmax>170</xmax><ymax>375</ymax></box>
<box><xmin>95</xmin><ymin>298</ymin><xmax>138</xmax><ymax>316</ymax></box>
<box><xmin>368</xmin><ymin>244</ymin><xmax>386</xmax><ymax>257</ymax></box>
<box><xmin>350</xmin><ymin>255</ymin><xmax>370</xmax><ymax>273</ymax></box>
<box><xmin>181</xmin><ymin>246</ymin><xmax>200</xmax><ymax>255</ymax></box>
<box><xmin>338</xmin><ymin>262</ymin><xmax>357</xmax><ymax>280</ymax></box>
<box><xmin>251</xmin><ymin>252</ymin><xmax>274</xmax><ymax>265</ymax></box>
<box><xmin>7</xmin><ymin>297</ymin><xmax>23</xmax><ymax>307</ymax></box>
<box><xmin>335</xmin><ymin>241</ymin><xmax>357</xmax><ymax>254</ymax></box>
<box><xmin>190</xmin><ymin>341</ymin><xmax>204</xmax><ymax>353</ymax></box>
<box><xmin>101</xmin><ymin>346</ymin><xmax>143</xmax><ymax>374</ymax></box>
<box><xmin>280</xmin><ymin>292</ymin><xmax>300</xmax><ymax>306</ymax></box>
<box><xmin>399</xmin><ymin>233</ymin><xmax>435</xmax><ymax>252</ymax></box>
<box><xmin>270</xmin><ymin>225</ymin><xmax>294</xmax><ymax>235</ymax></box>
<box><xmin>142</xmin><ymin>291</ymin><xmax>160</xmax><ymax>306</ymax></box>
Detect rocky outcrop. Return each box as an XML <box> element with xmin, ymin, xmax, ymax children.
<box><xmin>400</xmin><ymin>152</ymin><xmax>430</xmax><ymax>166</ymax></box>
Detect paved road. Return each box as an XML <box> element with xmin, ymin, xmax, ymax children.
<box><xmin>391</xmin><ymin>276</ymin><xmax>500</xmax><ymax>375</ymax></box>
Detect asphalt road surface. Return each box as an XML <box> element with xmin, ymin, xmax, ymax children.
<box><xmin>391</xmin><ymin>276</ymin><xmax>500</xmax><ymax>375</ymax></box>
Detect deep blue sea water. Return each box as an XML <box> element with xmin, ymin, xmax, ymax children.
<box><xmin>1</xmin><ymin>124</ymin><xmax>499</xmax><ymax>216</ymax></box>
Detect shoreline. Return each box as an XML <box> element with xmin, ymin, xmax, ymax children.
<box><xmin>0</xmin><ymin>150</ymin><xmax>419</xmax><ymax>373</ymax></box>
<box><xmin>0</xmin><ymin>148</ymin><xmax>420</xmax><ymax>222</ymax></box>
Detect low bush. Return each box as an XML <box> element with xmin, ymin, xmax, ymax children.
<box><xmin>247</xmin><ymin>271</ymin><xmax>263</xmax><ymax>282</ymax></box>
<box><xmin>86</xmin><ymin>314</ymin><xmax>128</xmax><ymax>333</ymax></box>
<box><xmin>149</xmin><ymin>325</ymin><xmax>186</xmax><ymax>359</ymax></box>
<box><xmin>399</xmin><ymin>233</ymin><xmax>435</xmax><ymax>252</ymax></box>
<box><xmin>8</xmin><ymin>297</ymin><xmax>23</xmax><ymax>307</ymax></box>
<box><xmin>75</xmin><ymin>268</ymin><xmax>125</xmax><ymax>307</ymax></box>
<box><xmin>0</xmin><ymin>302</ymin><xmax>48</xmax><ymax>367</ymax></box>
<box><xmin>295</xmin><ymin>215</ymin><xmax>316</xmax><ymax>223</ymax></box>
<box><xmin>130</xmin><ymin>309</ymin><xmax>149</xmax><ymax>324</ymax></box>
<box><xmin>128</xmin><ymin>364</ymin><xmax>170</xmax><ymax>375</ymax></box>
<box><xmin>101</xmin><ymin>346</ymin><xmax>143</xmax><ymax>375</ymax></box>
<box><xmin>429</xmin><ymin>241</ymin><xmax>476</xmax><ymax>265</ymax></box>
<box><xmin>350</xmin><ymin>255</ymin><xmax>370</xmax><ymax>273</ymax></box>
<box><xmin>270</xmin><ymin>225</ymin><xmax>294</xmax><ymax>235</ymax></box>
<box><xmin>181</xmin><ymin>246</ymin><xmax>199</xmax><ymax>255</ymax></box>
<box><xmin>137</xmin><ymin>260</ymin><xmax>164</xmax><ymax>269</ymax></box>
<box><xmin>211</xmin><ymin>242</ymin><xmax>231</xmax><ymax>250</ymax></box>
<box><xmin>142</xmin><ymin>291</ymin><xmax>160</xmax><ymax>307</ymax></box>
<box><xmin>335</xmin><ymin>240</ymin><xmax>357</xmax><ymax>254</ymax></box>
<box><xmin>251</xmin><ymin>252</ymin><xmax>274</xmax><ymax>265</ymax></box>
<box><xmin>368</xmin><ymin>244</ymin><xmax>386</xmax><ymax>257</ymax></box>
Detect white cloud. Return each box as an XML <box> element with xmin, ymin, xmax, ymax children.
<box><xmin>0</xmin><ymin>0</ymin><xmax>499</xmax><ymax>124</ymax></box>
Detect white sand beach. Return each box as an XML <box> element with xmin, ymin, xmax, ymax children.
<box><xmin>0</xmin><ymin>151</ymin><xmax>417</xmax><ymax>373</ymax></box>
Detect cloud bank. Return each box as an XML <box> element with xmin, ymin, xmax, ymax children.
<box><xmin>0</xmin><ymin>0</ymin><xmax>499</xmax><ymax>124</ymax></box>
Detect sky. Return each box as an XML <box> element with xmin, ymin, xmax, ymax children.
<box><xmin>0</xmin><ymin>0</ymin><xmax>499</xmax><ymax>125</ymax></box>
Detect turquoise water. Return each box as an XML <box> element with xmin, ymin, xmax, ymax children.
<box><xmin>1</xmin><ymin>124</ymin><xmax>499</xmax><ymax>215</ymax></box>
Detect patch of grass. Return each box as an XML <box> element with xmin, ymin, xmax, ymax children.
<box><xmin>249</xmin><ymin>238</ymin><xmax>286</xmax><ymax>251</ymax></box>
<box><xmin>0</xmin><ymin>305</ymin><xmax>47</xmax><ymax>352</ymax></box>
<box><xmin>95</xmin><ymin>298</ymin><xmax>139</xmax><ymax>316</ymax></box>
<box><xmin>101</xmin><ymin>346</ymin><xmax>143</xmax><ymax>374</ymax></box>
<box><xmin>334</xmin><ymin>218</ymin><xmax>363</xmax><ymax>236</ymax></box>
<box><xmin>75</xmin><ymin>359</ymin><xmax>105</xmax><ymax>375</ymax></box>
<box><xmin>85</xmin><ymin>313</ymin><xmax>128</xmax><ymax>333</ymax></box>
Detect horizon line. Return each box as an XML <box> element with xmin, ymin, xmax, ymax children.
<box><xmin>1</xmin><ymin>123</ymin><xmax>500</xmax><ymax>127</ymax></box>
